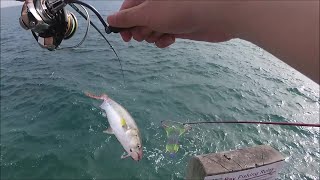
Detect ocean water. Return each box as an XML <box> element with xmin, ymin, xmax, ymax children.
<box><xmin>1</xmin><ymin>2</ymin><xmax>319</xmax><ymax>180</ymax></box>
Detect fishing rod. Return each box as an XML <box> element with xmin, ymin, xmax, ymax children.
<box><xmin>67</xmin><ymin>3</ymin><xmax>125</xmax><ymax>85</ymax></box>
<box><xmin>183</xmin><ymin>121</ymin><xmax>320</xmax><ymax>127</ymax></box>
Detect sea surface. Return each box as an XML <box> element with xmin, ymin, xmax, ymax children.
<box><xmin>1</xmin><ymin>1</ymin><xmax>319</xmax><ymax>179</ymax></box>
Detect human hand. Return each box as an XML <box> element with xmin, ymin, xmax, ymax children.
<box><xmin>107</xmin><ymin>1</ymin><xmax>234</xmax><ymax>48</ymax></box>
<box><xmin>108</xmin><ymin>1</ymin><xmax>319</xmax><ymax>84</ymax></box>
<box><xmin>113</xmin><ymin>0</ymin><xmax>175</xmax><ymax>48</ymax></box>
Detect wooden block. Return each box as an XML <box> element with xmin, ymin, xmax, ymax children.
<box><xmin>186</xmin><ymin>145</ymin><xmax>285</xmax><ymax>180</ymax></box>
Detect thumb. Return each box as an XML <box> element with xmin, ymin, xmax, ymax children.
<box><xmin>107</xmin><ymin>3</ymin><xmax>148</xmax><ymax>28</ymax></box>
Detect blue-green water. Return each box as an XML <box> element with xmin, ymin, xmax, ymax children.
<box><xmin>1</xmin><ymin>2</ymin><xmax>319</xmax><ymax>179</ymax></box>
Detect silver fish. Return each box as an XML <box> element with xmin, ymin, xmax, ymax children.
<box><xmin>86</xmin><ymin>92</ymin><xmax>143</xmax><ymax>161</ymax></box>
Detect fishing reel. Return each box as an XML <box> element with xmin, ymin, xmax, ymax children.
<box><xmin>19</xmin><ymin>0</ymin><xmax>123</xmax><ymax>51</ymax></box>
<box><xmin>19</xmin><ymin>0</ymin><xmax>126</xmax><ymax>84</ymax></box>
<box><xmin>19</xmin><ymin>0</ymin><xmax>78</xmax><ymax>50</ymax></box>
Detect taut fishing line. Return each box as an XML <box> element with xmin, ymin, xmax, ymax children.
<box><xmin>183</xmin><ymin>120</ymin><xmax>320</xmax><ymax>127</ymax></box>
<box><xmin>161</xmin><ymin>119</ymin><xmax>319</xmax><ymax>158</ymax></box>
<box><xmin>67</xmin><ymin>3</ymin><xmax>125</xmax><ymax>85</ymax></box>
<box><xmin>57</xmin><ymin>4</ymin><xmax>90</xmax><ymax>50</ymax></box>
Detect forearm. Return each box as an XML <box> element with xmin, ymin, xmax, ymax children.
<box><xmin>224</xmin><ymin>1</ymin><xmax>319</xmax><ymax>84</ymax></box>
<box><xmin>108</xmin><ymin>0</ymin><xmax>319</xmax><ymax>81</ymax></box>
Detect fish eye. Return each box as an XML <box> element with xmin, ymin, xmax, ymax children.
<box><xmin>137</xmin><ymin>145</ymin><xmax>140</xmax><ymax>148</ymax></box>
<box><xmin>130</xmin><ymin>149</ymin><xmax>132</xmax><ymax>152</ymax></box>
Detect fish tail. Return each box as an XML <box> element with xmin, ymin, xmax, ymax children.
<box><xmin>85</xmin><ymin>92</ymin><xmax>109</xmax><ymax>101</ymax></box>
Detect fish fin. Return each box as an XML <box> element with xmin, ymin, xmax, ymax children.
<box><xmin>121</xmin><ymin>152</ymin><xmax>130</xmax><ymax>159</ymax></box>
<box><xmin>85</xmin><ymin>92</ymin><xmax>109</xmax><ymax>101</ymax></box>
<box><xmin>103</xmin><ymin>127</ymin><xmax>114</xmax><ymax>134</ymax></box>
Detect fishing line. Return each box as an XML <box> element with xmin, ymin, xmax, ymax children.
<box><xmin>182</xmin><ymin>121</ymin><xmax>320</xmax><ymax>127</ymax></box>
<box><xmin>18</xmin><ymin>0</ymin><xmax>126</xmax><ymax>85</ymax></box>
<box><xmin>68</xmin><ymin>2</ymin><xmax>126</xmax><ymax>85</ymax></box>
<box><xmin>65</xmin><ymin>0</ymin><xmax>108</xmax><ymax>31</ymax></box>
<box><xmin>58</xmin><ymin>4</ymin><xmax>90</xmax><ymax>50</ymax></box>
<box><xmin>161</xmin><ymin>119</ymin><xmax>319</xmax><ymax>158</ymax></box>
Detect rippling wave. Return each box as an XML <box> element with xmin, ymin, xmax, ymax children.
<box><xmin>1</xmin><ymin>2</ymin><xmax>319</xmax><ymax>180</ymax></box>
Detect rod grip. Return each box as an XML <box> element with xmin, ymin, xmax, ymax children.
<box><xmin>108</xmin><ymin>26</ymin><xmax>126</xmax><ymax>33</ymax></box>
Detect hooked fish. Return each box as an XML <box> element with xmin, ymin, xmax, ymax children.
<box><xmin>86</xmin><ymin>92</ymin><xmax>143</xmax><ymax>161</ymax></box>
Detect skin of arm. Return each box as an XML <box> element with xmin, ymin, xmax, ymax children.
<box><xmin>228</xmin><ymin>1</ymin><xmax>319</xmax><ymax>84</ymax></box>
<box><xmin>107</xmin><ymin>1</ymin><xmax>319</xmax><ymax>84</ymax></box>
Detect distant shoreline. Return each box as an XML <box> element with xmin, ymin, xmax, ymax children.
<box><xmin>1</xmin><ymin>1</ymin><xmax>23</xmax><ymax>8</ymax></box>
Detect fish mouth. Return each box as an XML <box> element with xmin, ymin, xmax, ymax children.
<box><xmin>133</xmin><ymin>152</ymin><xmax>142</xmax><ymax>161</ymax></box>
<box><xmin>136</xmin><ymin>152</ymin><xmax>141</xmax><ymax>161</ymax></box>
<box><xmin>130</xmin><ymin>149</ymin><xmax>143</xmax><ymax>161</ymax></box>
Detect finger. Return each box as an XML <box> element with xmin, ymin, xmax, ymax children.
<box><xmin>116</xmin><ymin>0</ymin><xmax>144</xmax><ymax>42</ymax></box>
<box><xmin>155</xmin><ymin>34</ymin><xmax>176</xmax><ymax>48</ymax></box>
<box><xmin>175</xmin><ymin>31</ymin><xmax>232</xmax><ymax>43</ymax></box>
<box><xmin>120</xmin><ymin>30</ymin><xmax>132</xmax><ymax>42</ymax></box>
<box><xmin>131</xmin><ymin>27</ymin><xmax>153</xmax><ymax>42</ymax></box>
<box><xmin>145</xmin><ymin>32</ymin><xmax>163</xmax><ymax>43</ymax></box>
<box><xmin>107</xmin><ymin>3</ymin><xmax>149</xmax><ymax>28</ymax></box>
<box><xmin>120</xmin><ymin>0</ymin><xmax>144</xmax><ymax>10</ymax></box>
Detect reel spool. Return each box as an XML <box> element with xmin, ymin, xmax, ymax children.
<box><xmin>19</xmin><ymin>0</ymin><xmax>78</xmax><ymax>50</ymax></box>
<box><xmin>18</xmin><ymin>0</ymin><xmax>126</xmax><ymax>85</ymax></box>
